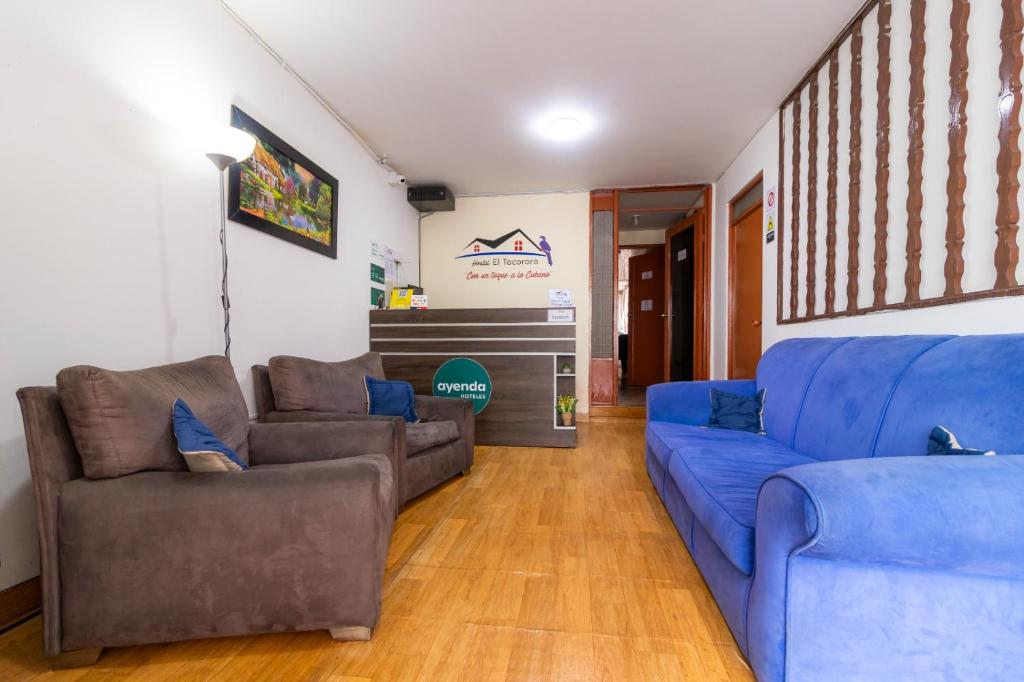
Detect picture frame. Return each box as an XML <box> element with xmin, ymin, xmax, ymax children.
<box><xmin>228</xmin><ymin>105</ymin><xmax>339</xmax><ymax>259</ymax></box>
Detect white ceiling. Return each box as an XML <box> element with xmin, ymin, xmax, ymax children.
<box><xmin>225</xmin><ymin>0</ymin><xmax>863</xmax><ymax>196</ymax></box>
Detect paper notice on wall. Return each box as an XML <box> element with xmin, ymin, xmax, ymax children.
<box><xmin>640</xmin><ymin>299</ymin><xmax>653</xmax><ymax>312</ymax></box>
<box><xmin>641</xmin><ymin>270</ymin><xmax>654</xmax><ymax>280</ymax></box>
<box><xmin>371</xmin><ymin>241</ymin><xmax>399</xmax><ymax>309</ymax></box>
<box><xmin>548</xmin><ymin>288</ymin><xmax>573</xmax><ymax>307</ymax></box>
<box><xmin>678</xmin><ymin>249</ymin><xmax>688</xmax><ymax>261</ymax></box>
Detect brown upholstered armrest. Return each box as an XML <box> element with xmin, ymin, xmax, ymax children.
<box><xmin>248</xmin><ymin>420</ymin><xmax>404</xmax><ymax>515</ymax></box>
<box><xmin>415</xmin><ymin>396</ymin><xmax>475</xmax><ymax>469</ymax></box>
<box><xmin>57</xmin><ymin>457</ymin><xmax>395</xmax><ymax>649</ymax></box>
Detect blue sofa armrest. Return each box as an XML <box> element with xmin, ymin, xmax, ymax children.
<box><xmin>773</xmin><ymin>455</ymin><xmax>1024</xmax><ymax>576</ymax></box>
<box><xmin>646</xmin><ymin>379</ymin><xmax>756</xmax><ymax>424</ymax></box>
<box><xmin>747</xmin><ymin>455</ymin><xmax>1024</xmax><ymax>682</ymax></box>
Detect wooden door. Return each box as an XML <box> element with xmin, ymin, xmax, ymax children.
<box><xmin>626</xmin><ymin>249</ymin><xmax>665</xmax><ymax>386</ymax></box>
<box><xmin>664</xmin><ymin>227</ymin><xmax>695</xmax><ymax>382</ymax></box>
<box><xmin>728</xmin><ymin>205</ymin><xmax>763</xmax><ymax>378</ymax></box>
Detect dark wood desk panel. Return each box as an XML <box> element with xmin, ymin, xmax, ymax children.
<box><xmin>370</xmin><ymin>308</ymin><xmax>576</xmax><ymax>448</ymax></box>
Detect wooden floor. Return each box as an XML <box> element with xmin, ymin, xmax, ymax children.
<box><xmin>0</xmin><ymin>420</ymin><xmax>752</xmax><ymax>681</ymax></box>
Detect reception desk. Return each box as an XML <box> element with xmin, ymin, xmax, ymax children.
<box><xmin>369</xmin><ymin>308</ymin><xmax>577</xmax><ymax>447</ymax></box>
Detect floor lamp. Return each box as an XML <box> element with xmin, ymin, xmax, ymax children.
<box><xmin>204</xmin><ymin>126</ymin><xmax>256</xmax><ymax>360</ymax></box>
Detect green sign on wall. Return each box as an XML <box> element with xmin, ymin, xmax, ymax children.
<box><xmin>432</xmin><ymin>358</ymin><xmax>492</xmax><ymax>414</ymax></box>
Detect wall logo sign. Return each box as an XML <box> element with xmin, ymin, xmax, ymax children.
<box><xmin>432</xmin><ymin>358</ymin><xmax>492</xmax><ymax>414</ymax></box>
<box><xmin>456</xmin><ymin>229</ymin><xmax>553</xmax><ymax>281</ymax></box>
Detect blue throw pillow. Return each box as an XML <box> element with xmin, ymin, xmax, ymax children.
<box><xmin>365</xmin><ymin>376</ymin><xmax>419</xmax><ymax>423</ymax></box>
<box><xmin>927</xmin><ymin>425</ymin><xmax>995</xmax><ymax>456</ymax></box>
<box><xmin>172</xmin><ymin>399</ymin><xmax>248</xmax><ymax>472</ymax></box>
<box><xmin>707</xmin><ymin>388</ymin><xmax>766</xmax><ymax>434</ymax></box>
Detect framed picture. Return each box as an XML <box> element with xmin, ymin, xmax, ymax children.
<box><xmin>228</xmin><ymin>105</ymin><xmax>339</xmax><ymax>259</ymax></box>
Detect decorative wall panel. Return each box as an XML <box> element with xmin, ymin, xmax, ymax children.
<box><xmin>778</xmin><ymin>0</ymin><xmax>1024</xmax><ymax>323</ymax></box>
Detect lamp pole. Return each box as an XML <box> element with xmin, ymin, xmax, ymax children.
<box><xmin>204</xmin><ymin>125</ymin><xmax>255</xmax><ymax>360</ymax></box>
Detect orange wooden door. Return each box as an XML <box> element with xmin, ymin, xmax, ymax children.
<box><xmin>627</xmin><ymin>249</ymin><xmax>666</xmax><ymax>386</ymax></box>
<box><xmin>728</xmin><ymin>206</ymin><xmax>763</xmax><ymax>379</ymax></box>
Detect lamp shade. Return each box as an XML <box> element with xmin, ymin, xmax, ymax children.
<box><xmin>203</xmin><ymin>125</ymin><xmax>257</xmax><ymax>170</ymax></box>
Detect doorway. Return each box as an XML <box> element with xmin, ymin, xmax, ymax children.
<box><xmin>617</xmin><ymin>246</ymin><xmax>665</xmax><ymax>405</ymax></box>
<box><xmin>727</xmin><ymin>175</ymin><xmax>764</xmax><ymax>379</ymax></box>
<box><xmin>665</xmin><ymin>222</ymin><xmax>695</xmax><ymax>381</ymax></box>
<box><xmin>588</xmin><ymin>185</ymin><xmax>712</xmax><ymax>411</ymax></box>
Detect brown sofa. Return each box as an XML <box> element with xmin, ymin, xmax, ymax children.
<box><xmin>252</xmin><ymin>352</ymin><xmax>474</xmax><ymax>505</ymax></box>
<box><xmin>17</xmin><ymin>356</ymin><xmax>397</xmax><ymax>666</ymax></box>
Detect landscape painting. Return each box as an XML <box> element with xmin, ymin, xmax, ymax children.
<box><xmin>228</xmin><ymin>106</ymin><xmax>339</xmax><ymax>259</ymax></box>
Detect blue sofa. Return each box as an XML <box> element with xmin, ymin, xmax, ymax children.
<box><xmin>646</xmin><ymin>335</ymin><xmax>1024</xmax><ymax>681</ymax></box>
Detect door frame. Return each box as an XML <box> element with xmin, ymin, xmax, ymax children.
<box><xmin>663</xmin><ymin>209</ymin><xmax>698</xmax><ymax>381</ymax></box>
<box><xmin>727</xmin><ymin>172</ymin><xmax>764</xmax><ymax>379</ymax></box>
<box><xmin>589</xmin><ymin>184</ymin><xmax>713</xmax><ymax>409</ymax></box>
<box><xmin>659</xmin><ymin>186</ymin><xmax>713</xmax><ymax>382</ymax></box>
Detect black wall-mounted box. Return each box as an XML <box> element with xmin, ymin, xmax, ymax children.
<box><xmin>407</xmin><ymin>185</ymin><xmax>455</xmax><ymax>212</ymax></box>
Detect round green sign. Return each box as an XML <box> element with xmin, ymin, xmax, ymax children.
<box><xmin>432</xmin><ymin>358</ymin><xmax>492</xmax><ymax>414</ymax></box>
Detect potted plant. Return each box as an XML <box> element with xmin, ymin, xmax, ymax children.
<box><xmin>560</xmin><ymin>362</ymin><xmax>573</xmax><ymax>374</ymax></box>
<box><xmin>556</xmin><ymin>394</ymin><xmax>577</xmax><ymax>426</ymax></box>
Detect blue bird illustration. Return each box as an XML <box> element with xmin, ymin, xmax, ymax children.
<box><xmin>539</xmin><ymin>235</ymin><xmax>553</xmax><ymax>266</ymax></box>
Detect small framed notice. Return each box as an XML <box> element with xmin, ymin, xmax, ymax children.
<box><xmin>548</xmin><ymin>288</ymin><xmax>573</xmax><ymax>307</ymax></box>
<box><xmin>547</xmin><ymin>308</ymin><xmax>575</xmax><ymax>323</ymax></box>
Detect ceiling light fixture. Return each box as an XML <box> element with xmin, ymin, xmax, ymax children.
<box><xmin>531</xmin><ymin>110</ymin><xmax>596</xmax><ymax>143</ymax></box>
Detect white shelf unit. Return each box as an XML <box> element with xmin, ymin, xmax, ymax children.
<box><xmin>553</xmin><ymin>353</ymin><xmax>577</xmax><ymax>430</ymax></box>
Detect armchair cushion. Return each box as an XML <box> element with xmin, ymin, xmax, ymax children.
<box><xmin>406</xmin><ymin>421</ymin><xmax>459</xmax><ymax>455</ymax></box>
<box><xmin>268</xmin><ymin>353</ymin><xmax>384</xmax><ymax>414</ymax></box>
<box><xmin>56</xmin><ymin>356</ymin><xmax>249</xmax><ymax>479</ymax></box>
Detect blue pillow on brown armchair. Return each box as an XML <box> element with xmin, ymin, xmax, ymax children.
<box><xmin>707</xmin><ymin>388</ymin><xmax>766</xmax><ymax>434</ymax></box>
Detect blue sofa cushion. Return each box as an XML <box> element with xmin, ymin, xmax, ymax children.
<box><xmin>756</xmin><ymin>337</ymin><xmax>852</xmax><ymax>448</ymax></box>
<box><xmin>792</xmin><ymin>335</ymin><xmax>952</xmax><ymax>461</ymax></box>
<box><xmin>875</xmin><ymin>334</ymin><xmax>1024</xmax><ymax>457</ymax></box>
<box><xmin>659</xmin><ymin>427</ymin><xmax>814</xmax><ymax>574</ymax></box>
<box><xmin>663</xmin><ymin>430</ymin><xmax>815</xmax><ymax>573</ymax></box>
<box><xmin>708</xmin><ymin>388</ymin><xmax>766</xmax><ymax>433</ymax></box>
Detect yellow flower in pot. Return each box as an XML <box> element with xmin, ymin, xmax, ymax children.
<box><xmin>556</xmin><ymin>394</ymin><xmax>578</xmax><ymax>426</ymax></box>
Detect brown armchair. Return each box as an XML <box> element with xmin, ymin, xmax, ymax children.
<box><xmin>252</xmin><ymin>352</ymin><xmax>474</xmax><ymax>505</ymax></box>
<box><xmin>17</xmin><ymin>356</ymin><xmax>396</xmax><ymax>666</ymax></box>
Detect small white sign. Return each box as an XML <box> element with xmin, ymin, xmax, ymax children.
<box><xmin>641</xmin><ymin>270</ymin><xmax>654</xmax><ymax>280</ymax></box>
<box><xmin>547</xmin><ymin>308</ymin><xmax>575</xmax><ymax>323</ymax></box>
<box><xmin>640</xmin><ymin>299</ymin><xmax>653</xmax><ymax>312</ymax></box>
<box><xmin>678</xmin><ymin>249</ymin><xmax>688</xmax><ymax>262</ymax></box>
<box><xmin>548</xmin><ymin>288</ymin><xmax>573</xmax><ymax>307</ymax></box>
<box><xmin>410</xmin><ymin>295</ymin><xmax>429</xmax><ymax>309</ymax></box>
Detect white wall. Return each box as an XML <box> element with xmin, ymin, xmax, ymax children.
<box><xmin>420</xmin><ymin>193</ymin><xmax>591</xmax><ymax>411</ymax></box>
<box><xmin>0</xmin><ymin>0</ymin><xmax>418</xmax><ymax>590</ymax></box>
<box><xmin>712</xmin><ymin>113</ymin><xmax>1024</xmax><ymax>380</ymax></box>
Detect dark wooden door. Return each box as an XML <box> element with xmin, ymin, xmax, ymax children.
<box><xmin>626</xmin><ymin>249</ymin><xmax>665</xmax><ymax>386</ymax></box>
<box><xmin>666</xmin><ymin>228</ymin><xmax>695</xmax><ymax>382</ymax></box>
<box><xmin>729</xmin><ymin>206</ymin><xmax>763</xmax><ymax>378</ymax></box>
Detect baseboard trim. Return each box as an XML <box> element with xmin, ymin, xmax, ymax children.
<box><xmin>589</xmin><ymin>406</ymin><xmax>646</xmax><ymax>419</ymax></box>
<box><xmin>0</xmin><ymin>576</ymin><xmax>41</xmax><ymax>633</ymax></box>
